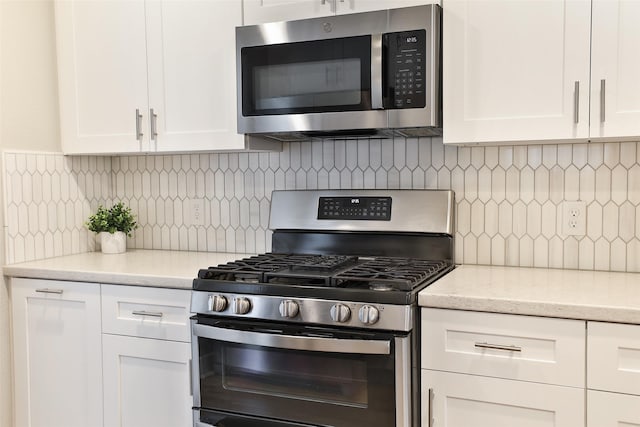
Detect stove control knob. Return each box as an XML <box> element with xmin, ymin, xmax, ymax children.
<box><xmin>233</xmin><ymin>297</ymin><xmax>252</xmax><ymax>315</ymax></box>
<box><xmin>279</xmin><ymin>300</ymin><xmax>299</xmax><ymax>318</ymax></box>
<box><xmin>208</xmin><ymin>294</ymin><xmax>228</xmax><ymax>312</ymax></box>
<box><xmin>358</xmin><ymin>305</ymin><xmax>380</xmax><ymax>325</ymax></box>
<box><xmin>330</xmin><ymin>304</ymin><xmax>351</xmax><ymax>323</ymax></box>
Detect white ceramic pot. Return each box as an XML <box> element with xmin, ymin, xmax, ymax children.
<box><xmin>100</xmin><ymin>231</ymin><xmax>127</xmax><ymax>254</ymax></box>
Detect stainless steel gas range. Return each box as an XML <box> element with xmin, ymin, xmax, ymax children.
<box><xmin>190</xmin><ymin>189</ymin><xmax>455</xmax><ymax>427</ymax></box>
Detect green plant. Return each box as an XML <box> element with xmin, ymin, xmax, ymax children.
<box><xmin>86</xmin><ymin>202</ymin><xmax>138</xmax><ymax>236</ymax></box>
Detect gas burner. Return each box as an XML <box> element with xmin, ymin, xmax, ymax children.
<box><xmin>369</xmin><ymin>282</ymin><xmax>396</xmax><ymax>291</ymax></box>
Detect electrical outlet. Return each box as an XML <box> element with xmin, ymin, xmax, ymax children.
<box><xmin>562</xmin><ymin>201</ymin><xmax>586</xmax><ymax>236</ymax></box>
<box><xmin>189</xmin><ymin>199</ymin><xmax>205</xmax><ymax>226</ymax></box>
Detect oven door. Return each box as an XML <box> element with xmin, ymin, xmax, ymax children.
<box><xmin>191</xmin><ymin>316</ymin><xmax>411</xmax><ymax>427</ymax></box>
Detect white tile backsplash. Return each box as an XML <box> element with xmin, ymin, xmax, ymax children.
<box><xmin>3</xmin><ymin>137</ymin><xmax>640</xmax><ymax>272</ymax></box>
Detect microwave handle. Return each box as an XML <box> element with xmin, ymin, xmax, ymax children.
<box><xmin>371</xmin><ymin>33</ymin><xmax>384</xmax><ymax>110</ymax></box>
<box><xmin>193</xmin><ymin>323</ymin><xmax>390</xmax><ymax>355</ymax></box>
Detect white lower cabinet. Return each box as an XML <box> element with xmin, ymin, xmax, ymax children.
<box><xmin>586</xmin><ymin>321</ymin><xmax>640</xmax><ymax>427</ymax></box>
<box><xmin>588</xmin><ymin>390</ymin><xmax>640</xmax><ymax>427</ymax></box>
<box><xmin>10</xmin><ymin>278</ymin><xmax>103</xmax><ymax>427</ymax></box>
<box><xmin>421</xmin><ymin>308</ymin><xmax>586</xmax><ymax>427</ymax></box>
<box><xmin>102</xmin><ymin>334</ymin><xmax>191</xmax><ymax>427</ymax></box>
<box><xmin>10</xmin><ymin>278</ymin><xmax>193</xmax><ymax>427</ymax></box>
<box><xmin>101</xmin><ymin>285</ymin><xmax>192</xmax><ymax>427</ymax></box>
<box><xmin>422</xmin><ymin>370</ymin><xmax>585</xmax><ymax>427</ymax></box>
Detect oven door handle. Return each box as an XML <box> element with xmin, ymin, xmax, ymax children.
<box><xmin>193</xmin><ymin>323</ymin><xmax>390</xmax><ymax>355</ymax></box>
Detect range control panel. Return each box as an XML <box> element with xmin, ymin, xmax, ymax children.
<box><xmin>317</xmin><ymin>197</ymin><xmax>392</xmax><ymax>220</ymax></box>
<box><xmin>384</xmin><ymin>29</ymin><xmax>427</xmax><ymax>109</ymax></box>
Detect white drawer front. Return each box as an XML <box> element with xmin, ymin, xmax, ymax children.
<box><xmin>421</xmin><ymin>308</ymin><xmax>585</xmax><ymax>387</ymax></box>
<box><xmin>101</xmin><ymin>285</ymin><xmax>191</xmax><ymax>342</ymax></box>
<box><xmin>588</xmin><ymin>321</ymin><xmax>640</xmax><ymax>395</ymax></box>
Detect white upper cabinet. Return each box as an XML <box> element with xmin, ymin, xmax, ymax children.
<box><xmin>145</xmin><ymin>0</ymin><xmax>245</xmax><ymax>152</ymax></box>
<box><xmin>590</xmin><ymin>0</ymin><xmax>640</xmax><ymax>140</ymax></box>
<box><xmin>56</xmin><ymin>0</ymin><xmax>274</xmax><ymax>155</ymax></box>
<box><xmin>243</xmin><ymin>0</ymin><xmax>433</xmax><ymax>25</ymax></box>
<box><xmin>335</xmin><ymin>0</ymin><xmax>434</xmax><ymax>15</ymax></box>
<box><xmin>444</xmin><ymin>0</ymin><xmax>640</xmax><ymax>146</ymax></box>
<box><xmin>443</xmin><ymin>0</ymin><xmax>591</xmax><ymax>145</ymax></box>
<box><xmin>243</xmin><ymin>0</ymin><xmax>334</xmax><ymax>24</ymax></box>
<box><xmin>55</xmin><ymin>1</ymin><xmax>150</xmax><ymax>154</ymax></box>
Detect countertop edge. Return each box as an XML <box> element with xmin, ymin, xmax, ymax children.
<box><xmin>3</xmin><ymin>266</ymin><xmax>193</xmax><ymax>289</ymax></box>
<box><xmin>418</xmin><ymin>264</ymin><xmax>640</xmax><ymax>325</ymax></box>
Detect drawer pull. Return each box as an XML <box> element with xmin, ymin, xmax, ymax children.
<box><xmin>132</xmin><ymin>310</ymin><xmax>164</xmax><ymax>318</ymax></box>
<box><xmin>474</xmin><ymin>342</ymin><xmax>522</xmax><ymax>352</ymax></box>
<box><xmin>428</xmin><ymin>388</ymin><xmax>434</xmax><ymax>427</ymax></box>
<box><xmin>35</xmin><ymin>288</ymin><xmax>64</xmax><ymax>294</ymax></box>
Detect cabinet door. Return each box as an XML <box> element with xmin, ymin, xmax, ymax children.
<box><xmin>336</xmin><ymin>0</ymin><xmax>433</xmax><ymax>15</ymax></box>
<box><xmin>443</xmin><ymin>0</ymin><xmax>591</xmax><ymax>145</ymax></box>
<box><xmin>11</xmin><ymin>278</ymin><xmax>103</xmax><ymax>427</ymax></box>
<box><xmin>55</xmin><ymin>0</ymin><xmax>150</xmax><ymax>154</ymax></box>
<box><xmin>588</xmin><ymin>390</ymin><xmax>640</xmax><ymax>427</ymax></box>
<box><xmin>146</xmin><ymin>0</ymin><xmax>246</xmax><ymax>152</ymax></box>
<box><xmin>422</xmin><ymin>370</ymin><xmax>584</xmax><ymax>427</ymax></box>
<box><xmin>590</xmin><ymin>0</ymin><xmax>640</xmax><ymax>140</ymax></box>
<box><xmin>102</xmin><ymin>334</ymin><xmax>192</xmax><ymax>427</ymax></box>
<box><xmin>587</xmin><ymin>321</ymin><xmax>640</xmax><ymax>395</ymax></box>
<box><xmin>243</xmin><ymin>0</ymin><xmax>334</xmax><ymax>25</ymax></box>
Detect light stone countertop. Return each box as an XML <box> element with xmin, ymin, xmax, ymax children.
<box><xmin>2</xmin><ymin>250</ymin><xmax>253</xmax><ymax>289</ymax></box>
<box><xmin>419</xmin><ymin>264</ymin><xmax>640</xmax><ymax>324</ymax></box>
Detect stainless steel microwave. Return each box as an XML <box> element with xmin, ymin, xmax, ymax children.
<box><xmin>236</xmin><ymin>5</ymin><xmax>441</xmax><ymax>142</ymax></box>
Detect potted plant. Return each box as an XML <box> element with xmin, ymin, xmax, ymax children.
<box><xmin>86</xmin><ymin>202</ymin><xmax>138</xmax><ymax>254</ymax></box>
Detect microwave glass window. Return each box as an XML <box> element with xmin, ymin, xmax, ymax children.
<box><xmin>242</xmin><ymin>36</ymin><xmax>372</xmax><ymax>116</ymax></box>
<box><xmin>253</xmin><ymin>58</ymin><xmax>362</xmax><ymax>111</ymax></box>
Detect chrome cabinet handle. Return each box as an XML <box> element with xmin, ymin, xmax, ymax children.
<box><xmin>475</xmin><ymin>342</ymin><xmax>522</xmax><ymax>352</ymax></box>
<box><xmin>135</xmin><ymin>109</ymin><xmax>143</xmax><ymax>141</ymax></box>
<box><xmin>600</xmin><ymin>79</ymin><xmax>606</xmax><ymax>123</ymax></box>
<box><xmin>428</xmin><ymin>388</ymin><xmax>434</xmax><ymax>427</ymax></box>
<box><xmin>35</xmin><ymin>288</ymin><xmax>64</xmax><ymax>294</ymax></box>
<box><xmin>574</xmin><ymin>81</ymin><xmax>580</xmax><ymax>124</ymax></box>
<box><xmin>150</xmin><ymin>108</ymin><xmax>158</xmax><ymax>140</ymax></box>
<box><xmin>132</xmin><ymin>310</ymin><xmax>163</xmax><ymax>318</ymax></box>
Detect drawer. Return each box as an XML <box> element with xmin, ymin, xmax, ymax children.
<box><xmin>588</xmin><ymin>321</ymin><xmax>640</xmax><ymax>395</ymax></box>
<box><xmin>101</xmin><ymin>285</ymin><xmax>191</xmax><ymax>342</ymax></box>
<box><xmin>421</xmin><ymin>308</ymin><xmax>585</xmax><ymax>387</ymax></box>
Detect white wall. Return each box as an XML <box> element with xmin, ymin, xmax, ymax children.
<box><xmin>0</xmin><ymin>1</ymin><xmax>61</xmax><ymax>426</ymax></box>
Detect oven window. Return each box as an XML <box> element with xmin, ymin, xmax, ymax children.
<box><xmin>222</xmin><ymin>345</ymin><xmax>368</xmax><ymax>407</ymax></box>
<box><xmin>196</xmin><ymin>324</ymin><xmax>397</xmax><ymax>427</ymax></box>
<box><xmin>241</xmin><ymin>36</ymin><xmax>372</xmax><ymax>116</ymax></box>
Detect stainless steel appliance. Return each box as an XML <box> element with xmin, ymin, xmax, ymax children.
<box><xmin>236</xmin><ymin>5</ymin><xmax>441</xmax><ymax>142</ymax></box>
<box><xmin>191</xmin><ymin>189</ymin><xmax>455</xmax><ymax>427</ymax></box>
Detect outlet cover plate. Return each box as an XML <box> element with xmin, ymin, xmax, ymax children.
<box><xmin>562</xmin><ymin>201</ymin><xmax>586</xmax><ymax>236</ymax></box>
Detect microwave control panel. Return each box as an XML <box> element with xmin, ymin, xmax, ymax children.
<box><xmin>383</xmin><ymin>30</ymin><xmax>427</xmax><ymax>109</ymax></box>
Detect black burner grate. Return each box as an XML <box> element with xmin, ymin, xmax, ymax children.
<box><xmin>198</xmin><ymin>254</ymin><xmax>450</xmax><ymax>292</ymax></box>
<box><xmin>333</xmin><ymin>258</ymin><xmax>450</xmax><ymax>291</ymax></box>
